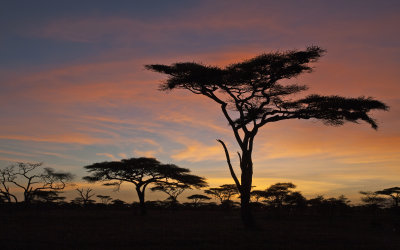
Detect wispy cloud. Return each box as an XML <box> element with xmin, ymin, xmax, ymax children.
<box><xmin>0</xmin><ymin>133</ymin><xmax>106</xmax><ymax>145</ymax></box>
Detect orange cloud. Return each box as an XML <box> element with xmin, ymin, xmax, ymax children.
<box><xmin>0</xmin><ymin>133</ymin><xmax>106</xmax><ymax>145</ymax></box>
<box><xmin>171</xmin><ymin>138</ymin><xmax>226</xmax><ymax>162</ymax></box>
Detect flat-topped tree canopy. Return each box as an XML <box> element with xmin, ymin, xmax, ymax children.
<box><xmin>146</xmin><ymin>46</ymin><xmax>388</xmax><ymax>132</ymax></box>
<box><xmin>84</xmin><ymin>157</ymin><xmax>207</xmax><ymax>187</ymax></box>
<box><xmin>83</xmin><ymin>157</ymin><xmax>207</xmax><ymax>214</ymax></box>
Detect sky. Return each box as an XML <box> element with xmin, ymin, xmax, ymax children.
<box><xmin>1</xmin><ymin>0</ymin><xmax>399</xmax><ymax>203</ymax></box>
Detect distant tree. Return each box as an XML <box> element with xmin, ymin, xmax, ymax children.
<box><xmin>263</xmin><ymin>182</ymin><xmax>297</xmax><ymax>208</ymax></box>
<box><xmin>283</xmin><ymin>191</ymin><xmax>307</xmax><ymax>207</ymax></box>
<box><xmin>151</xmin><ymin>172</ymin><xmax>207</xmax><ymax>203</ymax></box>
<box><xmin>307</xmin><ymin>195</ymin><xmax>326</xmax><ymax>207</ymax></box>
<box><xmin>187</xmin><ymin>194</ymin><xmax>211</xmax><ymax>207</ymax></box>
<box><xmin>83</xmin><ymin>157</ymin><xmax>207</xmax><ymax>214</ymax></box>
<box><xmin>74</xmin><ymin>188</ymin><xmax>96</xmax><ymax>206</ymax></box>
<box><xmin>33</xmin><ymin>190</ymin><xmax>66</xmax><ymax>204</ymax></box>
<box><xmin>250</xmin><ymin>190</ymin><xmax>268</xmax><ymax>203</ymax></box>
<box><xmin>0</xmin><ymin>166</ymin><xmax>18</xmax><ymax>203</ymax></box>
<box><xmin>111</xmin><ymin>199</ymin><xmax>127</xmax><ymax>207</ymax></box>
<box><xmin>0</xmin><ymin>162</ymin><xmax>73</xmax><ymax>204</ymax></box>
<box><xmin>359</xmin><ymin>191</ymin><xmax>387</xmax><ymax>208</ymax></box>
<box><xmin>325</xmin><ymin>195</ymin><xmax>350</xmax><ymax>207</ymax></box>
<box><xmin>375</xmin><ymin>187</ymin><xmax>400</xmax><ymax>208</ymax></box>
<box><xmin>307</xmin><ymin>195</ymin><xmax>350</xmax><ymax>208</ymax></box>
<box><xmin>97</xmin><ymin>195</ymin><xmax>113</xmax><ymax>205</ymax></box>
<box><xmin>205</xmin><ymin>184</ymin><xmax>239</xmax><ymax>204</ymax></box>
<box><xmin>151</xmin><ymin>183</ymin><xmax>189</xmax><ymax>204</ymax></box>
<box><xmin>146</xmin><ymin>46</ymin><xmax>388</xmax><ymax>227</ymax></box>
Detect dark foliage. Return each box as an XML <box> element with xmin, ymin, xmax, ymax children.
<box><xmin>376</xmin><ymin>187</ymin><xmax>400</xmax><ymax>208</ymax></box>
<box><xmin>83</xmin><ymin>157</ymin><xmax>207</xmax><ymax>214</ymax></box>
<box><xmin>0</xmin><ymin>162</ymin><xmax>73</xmax><ymax>204</ymax></box>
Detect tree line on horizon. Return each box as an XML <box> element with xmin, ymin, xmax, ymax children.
<box><xmin>1</xmin><ymin>160</ymin><xmax>399</xmax><ymax>212</ymax></box>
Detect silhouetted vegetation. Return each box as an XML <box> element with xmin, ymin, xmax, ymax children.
<box><xmin>73</xmin><ymin>188</ymin><xmax>96</xmax><ymax>206</ymax></box>
<box><xmin>205</xmin><ymin>184</ymin><xmax>239</xmax><ymax>204</ymax></box>
<box><xmin>187</xmin><ymin>194</ymin><xmax>211</xmax><ymax>207</ymax></box>
<box><xmin>0</xmin><ymin>162</ymin><xmax>73</xmax><ymax>204</ymax></box>
<box><xmin>83</xmin><ymin>157</ymin><xmax>207</xmax><ymax>214</ymax></box>
<box><xmin>146</xmin><ymin>46</ymin><xmax>389</xmax><ymax>227</ymax></box>
<box><xmin>376</xmin><ymin>187</ymin><xmax>400</xmax><ymax>208</ymax></box>
<box><xmin>1</xmin><ymin>171</ymin><xmax>400</xmax><ymax>249</ymax></box>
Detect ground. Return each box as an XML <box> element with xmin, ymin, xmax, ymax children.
<box><xmin>1</xmin><ymin>208</ymin><xmax>400</xmax><ymax>249</ymax></box>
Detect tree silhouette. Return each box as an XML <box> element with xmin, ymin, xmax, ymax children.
<box><xmin>307</xmin><ymin>195</ymin><xmax>350</xmax><ymax>209</ymax></box>
<box><xmin>97</xmin><ymin>195</ymin><xmax>113</xmax><ymax>205</ymax></box>
<box><xmin>359</xmin><ymin>191</ymin><xmax>387</xmax><ymax>208</ymax></box>
<box><xmin>263</xmin><ymin>182</ymin><xmax>297</xmax><ymax>208</ymax></box>
<box><xmin>151</xmin><ymin>183</ymin><xmax>189</xmax><ymax>204</ymax></box>
<box><xmin>33</xmin><ymin>190</ymin><xmax>66</xmax><ymax>204</ymax></box>
<box><xmin>376</xmin><ymin>187</ymin><xmax>400</xmax><ymax>208</ymax></box>
<box><xmin>0</xmin><ymin>166</ymin><xmax>18</xmax><ymax>203</ymax></box>
<box><xmin>187</xmin><ymin>194</ymin><xmax>211</xmax><ymax>207</ymax></box>
<box><xmin>111</xmin><ymin>199</ymin><xmax>127</xmax><ymax>207</ymax></box>
<box><xmin>83</xmin><ymin>157</ymin><xmax>207</xmax><ymax>214</ymax></box>
<box><xmin>205</xmin><ymin>184</ymin><xmax>239</xmax><ymax>204</ymax></box>
<box><xmin>283</xmin><ymin>191</ymin><xmax>307</xmax><ymax>208</ymax></box>
<box><xmin>250</xmin><ymin>190</ymin><xmax>268</xmax><ymax>203</ymax></box>
<box><xmin>0</xmin><ymin>162</ymin><xmax>73</xmax><ymax>204</ymax></box>
<box><xmin>146</xmin><ymin>46</ymin><xmax>389</xmax><ymax>227</ymax></box>
<box><xmin>74</xmin><ymin>188</ymin><xmax>96</xmax><ymax>206</ymax></box>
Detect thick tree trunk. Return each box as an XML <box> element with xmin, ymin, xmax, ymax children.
<box><xmin>136</xmin><ymin>187</ymin><xmax>146</xmax><ymax>215</ymax></box>
<box><xmin>240</xmin><ymin>153</ymin><xmax>255</xmax><ymax>228</ymax></box>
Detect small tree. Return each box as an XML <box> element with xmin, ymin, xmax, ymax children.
<box><xmin>0</xmin><ymin>162</ymin><xmax>73</xmax><ymax>204</ymax></box>
<box><xmin>151</xmin><ymin>183</ymin><xmax>190</xmax><ymax>204</ymax></box>
<box><xmin>151</xmin><ymin>172</ymin><xmax>207</xmax><ymax>203</ymax></box>
<box><xmin>33</xmin><ymin>190</ymin><xmax>66</xmax><ymax>204</ymax></box>
<box><xmin>263</xmin><ymin>182</ymin><xmax>297</xmax><ymax>208</ymax></box>
<box><xmin>187</xmin><ymin>194</ymin><xmax>211</xmax><ymax>207</ymax></box>
<box><xmin>360</xmin><ymin>191</ymin><xmax>387</xmax><ymax>208</ymax></box>
<box><xmin>375</xmin><ymin>187</ymin><xmax>400</xmax><ymax>208</ymax></box>
<box><xmin>205</xmin><ymin>184</ymin><xmax>239</xmax><ymax>204</ymax></box>
<box><xmin>0</xmin><ymin>167</ymin><xmax>18</xmax><ymax>203</ymax></box>
<box><xmin>97</xmin><ymin>195</ymin><xmax>113</xmax><ymax>205</ymax></box>
<box><xmin>146</xmin><ymin>46</ymin><xmax>388</xmax><ymax>227</ymax></box>
<box><xmin>111</xmin><ymin>199</ymin><xmax>127</xmax><ymax>207</ymax></box>
<box><xmin>283</xmin><ymin>191</ymin><xmax>307</xmax><ymax>207</ymax></box>
<box><xmin>83</xmin><ymin>157</ymin><xmax>207</xmax><ymax>214</ymax></box>
<box><xmin>74</xmin><ymin>188</ymin><xmax>96</xmax><ymax>206</ymax></box>
<box><xmin>250</xmin><ymin>190</ymin><xmax>268</xmax><ymax>203</ymax></box>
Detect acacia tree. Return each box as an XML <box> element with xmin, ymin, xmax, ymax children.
<box><xmin>97</xmin><ymin>195</ymin><xmax>113</xmax><ymax>205</ymax></box>
<box><xmin>146</xmin><ymin>46</ymin><xmax>388</xmax><ymax>227</ymax></box>
<box><xmin>187</xmin><ymin>194</ymin><xmax>211</xmax><ymax>207</ymax></box>
<box><xmin>0</xmin><ymin>162</ymin><xmax>73</xmax><ymax>204</ymax></box>
<box><xmin>83</xmin><ymin>157</ymin><xmax>207</xmax><ymax>214</ymax></box>
<box><xmin>151</xmin><ymin>182</ymin><xmax>190</xmax><ymax>203</ymax></box>
<box><xmin>376</xmin><ymin>187</ymin><xmax>400</xmax><ymax>208</ymax></box>
<box><xmin>250</xmin><ymin>190</ymin><xmax>268</xmax><ymax>203</ymax></box>
<box><xmin>263</xmin><ymin>182</ymin><xmax>297</xmax><ymax>208</ymax></box>
<box><xmin>205</xmin><ymin>184</ymin><xmax>239</xmax><ymax>204</ymax></box>
<box><xmin>33</xmin><ymin>190</ymin><xmax>66</xmax><ymax>204</ymax></box>
<box><xmin>359</xmin><ymin>191</ymin><xmax>387</xmax><ymax>208</ymax></box>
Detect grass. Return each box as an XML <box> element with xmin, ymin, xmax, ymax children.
<box><xmin>1</xmin><ymin>208</ymin><xmax>400</xmax><ymax>249</ymax></box>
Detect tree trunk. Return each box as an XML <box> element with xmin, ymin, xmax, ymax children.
<box><xmin>136</xmin><ymin>187</ymin><xmax>146</xmax><ymax>215</ymax></box>
<box><xmin>240</xmin><ymin>152</ymin><xmax>255</xmax><ymax>228</ymax></box>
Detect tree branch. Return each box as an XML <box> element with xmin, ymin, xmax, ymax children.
<box><xmin>216</xmin><ymin>139</ymin><xmax>241</xmax><ymax>191</ymax></box>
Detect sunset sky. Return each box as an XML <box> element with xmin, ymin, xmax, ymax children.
<box><xmin>1</xmin><ymin>0</ymin><xmax>399</xmax><ymax>203</ymax></box>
